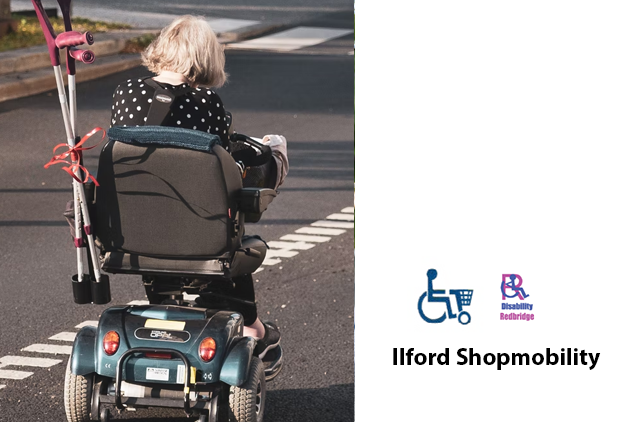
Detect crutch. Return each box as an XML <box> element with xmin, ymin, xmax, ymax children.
<box><xmin>56</xmin><ymin>0</ymin><xmax>89</xmax><ymax>294</ymax></box>
<box><xmin>31</xmin><ymin>0</ymin><xmax>110</xmax><ymax>304</ymax></box>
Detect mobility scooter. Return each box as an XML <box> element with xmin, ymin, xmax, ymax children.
<box><xmin>64</xmin><ymin>125</ymin><xmax>282</xmax><ymax>422</ymax></box>
<box><xmin>29</xmin><ymin>2</ymin><xmax>282</xmax><ymax>420</ymax></box>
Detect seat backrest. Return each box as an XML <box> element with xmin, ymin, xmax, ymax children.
<box><xmin>95</xmin><ymin>127</ymin><xmax>243</xmax><ymax>258</ymax></box>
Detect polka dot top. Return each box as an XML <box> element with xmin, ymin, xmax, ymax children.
<box><xmin>110</xmin><ymin>77</ymin><xmax>229</xmax><ymax>145</ymax></box>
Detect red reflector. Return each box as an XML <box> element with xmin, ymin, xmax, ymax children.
<box><xmin>145</xmin><ymin>352</ymin><xmax>172</xmax><ymax>359</ymax></box>
<box><xmin>199</xmin><ymin>337</ymin><xmax>217</xmax><ymax>362</ymax></box>
<box><xmin>103</xmin><ymin>331</ymin><xmax>120</xmax><ymax>356</ymax></box>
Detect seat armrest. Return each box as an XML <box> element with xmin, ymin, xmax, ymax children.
<box><xmin>238</xmin><ymin>188</ymin><xmax>276</xmax><ymax>214</ymax></box>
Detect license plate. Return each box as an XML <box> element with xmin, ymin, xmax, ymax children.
<box><xmin>146</xmin><ymin>367</ymin><xmax>169</xmax><ymax>381</ymax></box>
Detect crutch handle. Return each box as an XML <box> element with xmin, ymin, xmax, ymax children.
<box><xmin>68</xmin><ymin>47</ymin><xmax>95</xmax><ymax>64</ymax></box>
<box><xmin>56</xmin><ymin>31</ymin><xmax>94</xmax><ymax>49</ymax></box>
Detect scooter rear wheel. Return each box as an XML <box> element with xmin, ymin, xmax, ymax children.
<box><xmin>63</xmin><ymin>359</ymin><xmax>93</xmax><ymax>422</ymax></box>
<box><xmin>229</xmin><ymin>357</ymin><xmax>266</xmax><ymax>422</ymax></box>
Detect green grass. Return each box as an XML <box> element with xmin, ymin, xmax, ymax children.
<box><xmin>0</xmin><ymin>13</ymin><xmax>131</xmax><ymax>52</ymax></box>
<box><xmin>121</xmin><ymin>33</ymin><xmax>157</xmax><ymax>54</ymax></box>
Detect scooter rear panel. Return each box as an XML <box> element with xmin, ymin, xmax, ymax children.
<box><xmin>92</xmin><ymin>305</ymin><xmax>245</xmax><ymax>385</ymax></box>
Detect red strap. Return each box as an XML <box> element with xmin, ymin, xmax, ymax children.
<box><xmin>44</xmin><ymin>127</ymin><xmax>106</xmax><ymax>186</ymax></box>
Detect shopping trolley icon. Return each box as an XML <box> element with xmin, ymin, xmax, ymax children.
<box><xmin>418</xmin><ymin>269</ymin><xmax>474</xmax><ymax>325</ymax></box>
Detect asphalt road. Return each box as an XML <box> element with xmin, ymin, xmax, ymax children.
<box><xmin>73</xmin><ymin>0</ymin><xmax>353</xmax><ymax>24</ymax></box>
<box><xmin>0</xmin><ymin>32</ymin><xmax>354</xmax><ymax>422</ymax></box>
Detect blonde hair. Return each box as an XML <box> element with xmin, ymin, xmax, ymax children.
<box><xmin>142</xmin><ymin>15</ymin><xmax>227</xmax><ymax>87</ymax></box>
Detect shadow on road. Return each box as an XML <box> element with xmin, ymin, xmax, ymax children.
<box><xmin>265</xmin><ymin>383</ymin><xmax>355</xmax><ymax>422</ymax></box>
<box><xmin>108</xmin><ymin>383</ymin><xmax>354</xmax><ymax>422</ymax></box>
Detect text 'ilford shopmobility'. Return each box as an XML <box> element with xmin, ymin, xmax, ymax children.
<box><xmin>392</xmin><ymin>348</ymin><xmax>601</xmax><ymax>370</ymax></box>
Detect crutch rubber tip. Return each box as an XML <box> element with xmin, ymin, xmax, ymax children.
<box><xmin>72</xmin><ymin>274</ymin><xmax>92</xmax><ymax>304</ymax></box>
<box><xmin>91</xmin><ymin>274</ymin><xmax>111</xmax><ymax>305</ymax></box>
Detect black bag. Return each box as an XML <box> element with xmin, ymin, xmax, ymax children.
<box><xmin>229</xmin><ymin>140</ymin><xmax>275</xmax><ymax>189</ymax></box>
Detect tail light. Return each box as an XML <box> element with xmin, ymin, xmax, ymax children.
<box><xmin>103</xmin><ymin>331</ymin><xmax>120</xmax><ymax>356</ymax></box>
<box><xmin>199</xmin><ymin>337</ymin><xmax>216</xmax><ymax>362</ymax></box>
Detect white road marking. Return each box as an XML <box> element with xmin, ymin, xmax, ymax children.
<box><xmin>127</xmin><ymin>300</ymin><xmax>150</xmax><ymax>306</ymax></box>
<box><xmin>267</xmin><ymin>241</ymin><xmax>315</xmax><ymax>250</ymax></box>
<box><xmin>75</xmin><ymin>321</ymin><xmax>98</xmax><ymax>328</ymax></box>
<box><xmin>253</xmin><ymin>268</ymin><xmax>264</xmax><ymax>273</ymax></box>
<box><xmin>325</xmin><ymin>213</ymin><xmax>355</xmax><ymax>222</ymax></box>
<box><xmin>312</xmin><ymin>220</ymin><xmax>354</xmax><ymax>229</ymax></box>
<box><xmin>281</xmin><ymin>234</ymin><xmax>331</xmax><ymax>243</ymax></box>
<box><xmin>0</xmin><ymin>369</ymin><xmax>33</xmax><ymax>380</ymax></box>
<box><xmin>49</xmin><ymin>332</ymin><xmax>77</xmax><ymax>342</ymax></box>
<box><xmin>0</xmin><ymin>356</ymin><xmax>62</xmax><ymax>368</ymax></box>
<box><xmin>296</xmin><ymin>227</ymin><xmax>346</xmax><ymax>236</ymax></box>
<box><xmin>183</xmin><ymin>292</ymin><xmax>199</xmax><ymax>301</ymax></box>
<box><xmin>208</xmin><ymin>18</ymin><xmax>261</xmax><ymax>33</ymax></box>
<box><xmin>262</xmin><ymin>258</ymin><xmax>282</xmax><ymax>266</ymax></box>
<box><xmin>228</xmin><ymin>27</ymin><xmax>353</xmax><ymax>51</ymax></box>
<box><xmin>266</xmin><ymin>249</ymin><xmax>299</xmax><ymax>259</ymax></box>
<box><xmin>0</xmin><ymin>205</ymin><xmax>354</xmax><ymax>392</ymax></box>
<box><xmin>21</xmin><ymin>344</ymin><xmax>72</xmax><ymax>355</ymax></box>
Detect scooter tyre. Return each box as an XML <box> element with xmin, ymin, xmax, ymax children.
<box><xmin>229</xmin><ymin>357</ymin><xmax>266</xmax><ymax>422</ymax></box>
<box><xmin>63</xmin><ymin>359</ymin><xmax>93</xmax><ymax>422</ymax></box>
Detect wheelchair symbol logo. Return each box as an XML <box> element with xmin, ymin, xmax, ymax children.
<box><xmin>501</xmin><ymin>274</ymin><xmax>529</xmax><ymax>300</ymax></box>
<box><xmin>418</xmin><ymin>269</ymin><xmax>473</xmax><ymax>325</ymax></box>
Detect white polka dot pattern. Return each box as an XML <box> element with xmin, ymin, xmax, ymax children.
<box><xmin>110</xmin><ymin>78</ymin><xmax>228</xmax><ymax>144</ymax></box>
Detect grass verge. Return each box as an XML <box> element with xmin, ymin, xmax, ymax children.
<box><xmin>120</xmin><ymin>33</ymin><xmax>157</xmax><ymax>54</ymax></box>
<box><xmin>0</xmin><ymin>13</ymin><xmax>131</xmax><ymax>52</ymax></box>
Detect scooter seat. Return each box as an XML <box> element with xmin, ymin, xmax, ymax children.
<box><xmin>102</xmin><ymin>235</ymin><xmax>267</xmax><ymax>277</ymax></box>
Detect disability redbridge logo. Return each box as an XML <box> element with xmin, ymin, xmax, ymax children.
<box><xmin>500</xmin><ymin>274</ymin><xmax>534</xmax><ymax>322</ymax></box>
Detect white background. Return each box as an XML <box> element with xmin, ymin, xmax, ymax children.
<box><xmin>355</xmin><ymin>1</ymin><xmax>623</xmax><ymax>421</ymax></box>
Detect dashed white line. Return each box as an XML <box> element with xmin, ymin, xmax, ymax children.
<box><xmin>325</xmin><ymin>213</ymin><xmax>355</xmax><ymax>222</ymax></box>
<box><xmin>183</xmin><ymin>292</ymin><xmax>199</xmax><ymax>301</ymax></box>
<box><xmin>262</xmin><ymin>258</ymin><xmax>282</xmax><ymax>266</ymax></box>
<box><xmin>0</xmin><ymin>369</ymin><xmax>34</xmax><ymax>380</ymax></box>
<box><xmin>21</xmin><ymin>344</ymin><xmax>72</xmax><ymax>355</ymax></box>
<box><xmin>0</xmin><ymin>356</ymin><xmax>62</xmax><ymax>368</ymax></box>
<box><xmin>281</xmin><ymin>234</ymin><xmax>331</xmax><ymax>243</ymax></box>
<box><xmin>266</xmin><ymin>249</ymin><xmax>299</xmax><ymax>259</ymax></box>
<box><xmin>127</xmin><ymin>300</ymin><xmax>150</xmax><ymax>306</ymax></box>
<box><xmin>49</xmin><ymin>332</ymin><xmax>77</xmax><ymax>342</ymax></box>
<box><xmin>75</xmin><ymin>321</ymin><xmax>98</xmax><ymax>329</ymax></box>
<box><xmin>311</xmin><ymin>220</ymin><xmax>354</xmax><ymax>229</ymax></box>
<box><xmin>0</xmin><ymin>205</ymin><xmax>354</xmax><ymax>393</ymax></box>
<box><xmin>296</xmin><ymin>227</ymin><xmax>346</xmax><ymax>236</ymax></box>
<box><xmin>267</xmin><ymin>241</ymin><xmax>315</xmax><ymax>250</ymax></box>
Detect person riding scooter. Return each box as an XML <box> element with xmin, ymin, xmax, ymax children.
<box><xmin>109</xmin><ymin>15</ymin><xmax>282</xmax><ymax>361</ymax></box>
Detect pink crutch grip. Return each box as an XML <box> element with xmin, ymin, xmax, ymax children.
<box><xmin>55</xmin><ymin>31</ymin><xmax>94</xmax><ymax>49</ymax></box>
<box><xmin>69</xmin><ymin>47</ymin><xmax>95</xmax><ymax>64</ymax></box>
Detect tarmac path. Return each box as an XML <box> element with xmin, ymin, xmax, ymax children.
<box><xmin>0</xmin><ymin>22</ymin><xmax>354</xmax><ymax>422</ymax></box>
